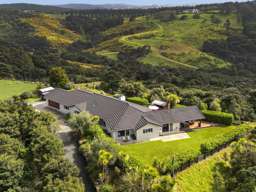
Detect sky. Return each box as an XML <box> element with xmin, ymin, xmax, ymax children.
<box><xmin>0</xmin><ymin>0</ymin><xmax>249</xmax><ymax>6</ymax></box>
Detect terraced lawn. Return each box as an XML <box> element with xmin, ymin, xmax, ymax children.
<box><xmin>0</xmin><ymin>80</ymin><xmax>37</xmax><ymax>100</ymax></box>
<box><xmin>120</xmin><ymin>123</ymin><xmax>255</xmax><ymax>165</ymax></box>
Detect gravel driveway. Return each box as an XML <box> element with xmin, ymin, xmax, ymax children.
<box><xmin>33</xmin><ymin>102</ymin><xmax>96</xmax><ymax>192</ymax></box>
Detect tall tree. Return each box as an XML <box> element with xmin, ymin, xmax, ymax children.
<box><xmin>166</xmin><ymin>94</ymin><xmax>181</xmax><ymax>109</ymax></box>
<box><xmin>49</xmin><ymin>67</ymin><xmax>70</xmax><ymax>89</ymax></box>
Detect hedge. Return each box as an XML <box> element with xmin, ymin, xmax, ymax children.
<box><xmin>160</xmin><ymin>124</ymin><xmax>254</xmax><ymax>175</ymax></box>
<box><xmin>127</xmin><ymin>97</ymin><xmax>149</xmax><ymax>106</ymax></box>
<box><xmin>203</xmin><ymin>110</ymin><xmax>234</xmax><ymax>125</ymax></box>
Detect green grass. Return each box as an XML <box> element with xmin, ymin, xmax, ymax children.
<box><xmin>173</xmin><ymin>147</ymin><xmax>231</xmax><ymax>192</ymax></box>
<box><xmin>120</xmin><ymin>123</ymin><xmax>254</xmax><ymax>165</ymax></box>
<box><xmin>97</xmin><ymin>13</ymin><xmax>241</xmax><ymax>69</ymax></box>
<box><xmin>96</xmin><ymin>50</ymin><xmax>119</xmax><ymax>60</ymax></box>
<box><xmin>0</xmin><ymin>80</ymin><xmax>37</xmax><ymax>100</ymax></box>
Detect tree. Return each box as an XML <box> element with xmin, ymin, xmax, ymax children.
<box><xmin>68</xmin><ymin>112</ymin><xmax>99</xmax><ymax>138</ymax></box>
<box><xmin>166</xmin><ymin>94</ymin><xmax>181</xmax><ymax>109</ymax></box>
<box><xmin>224</xmin><ymin>19</ymin><xmax>231</xmax><ymax>32</ymax></box>
<box><xmin>0</xmin><ymin>154</ymin><xmax>24</xmax><ymax>191</ymax></box>
<box><xmin>49</xmin><ymin>67</ymin><xmax>70</xmax><ymax>89</ymax></box>
<box><xmin>98</xmin><ymin>150</ymin><xmax>113</xmax><ymax>184</ymax></box>
<box><xmin>119</xmin><ymin>80</ymin><xmax>148</xmax><ymax>97</ymax></box>
<box><xmin>149</xmin><ymin>86</ymin><xmax>167</xmax><ymax>101</ymax></box>
<box><xmin>213</xmin><ymin>139</ymin><xmax>256</xmax><ymax>192</ymax></box>
<box><xmin>209</xmin><ymin>98</ymin><xmax>222</xmax><ymax>111</ymax></box>
<box><xmin>199</xmin><ymin>101</ymin><xmax>208</xmax><ymax>110</ymax></box>
<box><xmin>211</xmin><ymin>15</ymin><xmax>222</xmax><ymax>25</ymax></box>
<box><xmin>151</xmin><ymin>175</ymin><xmax>175</xmax><ymax>192</ymax></box>
<box><xmin>43</xmin><ymin>176</ymin><xmax>85</xmax><ymax>192</ymax></box>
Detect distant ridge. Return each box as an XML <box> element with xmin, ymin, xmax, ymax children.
<box><xmin>57</xmin><ymin>3</ymin><xmax>160</xmax><ymax>10</ymax></box>
<box><xmin>0</xmin><ymin>3</ymin><xmax>68</xmax><ymax>11</ymax></box>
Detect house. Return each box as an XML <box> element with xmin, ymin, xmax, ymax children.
<box><xmin>45</xmin><ymin>88</ymin><xmax>205</xmax><ymax>142</ymax></box>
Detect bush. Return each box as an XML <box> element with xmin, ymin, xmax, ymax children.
<box><xmin>127</xmin><ymin>97</ymin><xmax>149</xmax><ymax>106</ymax></box>
<box><xmin>99</xmin><ymin>184</ymin><xmax>114</xmax><ymax>192</ymax></box>
<box><xmin>20</xmin><ymin>91</ymin><xmax>34</xmax><ymax>99</ymax></box>
<box><xmin>203</xmin><ymin>110</ymin><xmax>234</xmax><ymax>125</ymax></box>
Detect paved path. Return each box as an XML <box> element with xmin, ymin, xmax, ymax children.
<box><xmin>33</xmin><ymin>102</ymin><xmax>96</xmax><ymax>192</ymax></box>
<box><xmin>150</xmin><ymin>133</ymin><xmax>190</xmax><ymax>142</ymax></box>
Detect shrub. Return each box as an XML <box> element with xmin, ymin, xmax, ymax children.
<box><xmin>203</xmin><ymin>110</ymin><xmax>234</xmax><ymax>125</ymax></box>
<box><xmin>99</xmin><ymin>184</ymin><xmax>114</xmax><ymax>192</ymax></box>
<box><xmin>20</xmin><ymin>91</ymin><xmax>34</xmax><ymax>99</ymax></box>
<box><xmin>127</xmin><ymin>97</ymin><xmax>149</xmax><ymax>106</ymax></box>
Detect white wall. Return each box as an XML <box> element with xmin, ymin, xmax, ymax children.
<box><xmin>171</xmin><ymin>123</ymin><xmax>181</xmax><ymax>132</ymax></box>
<box><xmin>136</xmin><ymin>123</ymin><xmax>162</xmax><ymax>141</ymax></box>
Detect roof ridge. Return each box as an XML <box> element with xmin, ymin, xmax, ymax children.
<box><xmin>76</xmin><ymin>89</ymin><xmax>150</xmax><ymax>112</ymax></box>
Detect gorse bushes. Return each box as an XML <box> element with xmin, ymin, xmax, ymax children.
<box><xmin>0</xmin><ymin>98</ymin><xmax>84</xmax><ymax>192</ymax></box>
<box><xmin>203</xmin><ymin>110</ymin><xmax>234</xmax><ymax>125</ymax></box>
<box><xmin>68</xmin><ymin>112</ymin><xmax>175</xmax><ymax>192</ymax></box>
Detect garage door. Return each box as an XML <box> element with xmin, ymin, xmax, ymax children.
<box><xmin>48</xmin><ymin>100</ymin><xmax>60</xmax><ymax>109</ymax></box>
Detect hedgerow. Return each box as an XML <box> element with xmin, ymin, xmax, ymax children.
<box><xmin>154</xmin><ymin>123</ymin><xmax>254</xmax><ymax>175</ymax></box>
<box><xmin>203</xmin><ymin>110</ymin><xmax>234</xmax><ymax>125</ymax></box>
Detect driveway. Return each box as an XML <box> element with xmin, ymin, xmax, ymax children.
<box><xmin>33</xmin><ymin>102</ymin><xmax>96</xmax><ymax>192</ymax></box>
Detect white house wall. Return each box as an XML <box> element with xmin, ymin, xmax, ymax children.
<box><xmin>171</xmin><ymin>123</ymin><xmax>181</xmax><ymax>132</ymax></box>
<box><xmin>136</xmin><ymin>123</ymin><xmax>162</xmax><ymax>141</ymax></box>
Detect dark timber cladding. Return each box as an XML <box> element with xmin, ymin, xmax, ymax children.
<box><xmin>48</xmin><ymin>100</ymin><xmax>60</xmax><ymax>109</ymax></box>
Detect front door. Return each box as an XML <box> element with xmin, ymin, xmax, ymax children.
<box><xmin>162</xmin><ymin>124</ymin><xmax>169</xmax><ymax>132</ymax></box>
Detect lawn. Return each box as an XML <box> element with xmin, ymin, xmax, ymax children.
<box><xmin>173</xmin><ymin>147</ymin><xmax>231</xmax><ymax>192</ymax></box>
<box><xmin>0</xmin><ymin>80</ymin><xmax>37</xmax><ymax>100</ymax></box>
<box><xmin>120</xmin><ymin>123</ymin><xmax>254</xmax><ymax>165</ymax></box>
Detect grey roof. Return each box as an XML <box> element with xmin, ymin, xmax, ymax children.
<box><xmin>45</xmin><ymin>89</ymin><xmax>205</xmax><ymax>131</ymax></box>
<box><xmin>144</xmin><ymin>106</ymin><xmax>205</xmax><ymax>125</ymax></box>
<box><xmin>45</xmin><ymin>88</ymin><xmax>91</xmax><ymax>106</ymax></box>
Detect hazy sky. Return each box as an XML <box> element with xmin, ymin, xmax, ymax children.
<box><xmin>0</xmin><ymin>0</ymin><xmax>249</xmax><ymax>6</ymax></box>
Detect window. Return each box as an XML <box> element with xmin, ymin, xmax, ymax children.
<box><xmin>118</xmin><ymin>131</ymin><xmax>125</xmax><ymax>137</ymax></box>
<box><xmin>143</xmin><ymin>128</ymin><xmax>153</xmax><ymax>134</ymax></box>
<box><xmin>64</xmin><ymin>105</ymin><xmax>70</xmax><ymax>110</ymax></box>
<box><xmin>162</xmin><ymin>124</ymin><xmax>169</xmax><ymax>132</ymax></box>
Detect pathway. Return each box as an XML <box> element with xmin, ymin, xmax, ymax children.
<box><xmin>33</xmin><ymin>102</ymin><xmax>96</xmax><ymax>192</ymax></box>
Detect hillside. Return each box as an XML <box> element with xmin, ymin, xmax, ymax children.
<box><xmin>21</xmin><ymin>14</ymin><xmax>80</xmax><ymax>45</ymax></box>
<box><xmin>95</xmin><ymin>12</ymin><xmax>241</xmax><ymax>69</ymax></box>
<box><xmin>0</xmin><ymin>1</ymin><xmax>256</xmax><ymax>122</ymax></box>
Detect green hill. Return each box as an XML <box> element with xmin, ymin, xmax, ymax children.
<box><xmin>95</xmin><ymin>12</ymin><xmax>241</xmax><ymax>70</ymax></box>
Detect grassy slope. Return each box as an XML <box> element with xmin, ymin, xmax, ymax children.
<box><xmin>120</xmin><ymin>123</ymin><xmax>254</xmax><ymax>165</ymax></box>
<box><xmin>0</xmin><ymin>80</ymin><xmax>37</xmax><ymax>100</ymax></box>
<box><xmin>173</xmin><ymin>147</ymin><xmax>231</xmax><ymax>192</ymax></box>
<box><xmin>97</xmin><ymin>13</ymin><xmax>241</xmax><ymax>69</ymax></box>
<box><xmin>22</xmin><ymin>14</ymin><xmax>80</xmax><ymax>45</ymax></box>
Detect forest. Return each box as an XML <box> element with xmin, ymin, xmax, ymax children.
<box><xmin>0</xmin><ymin>1</ymin><xmax>256</xmax><ymax>122</ymax></box>
<box><xmin>0</xmin><ymin>1</ymin><xmax>256</xmax><ymax>192</ymax></box>
<box><xmin>0</xmin><ymin>98</ymin><xmax>84</xmax><ymax>191</ymax></box>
